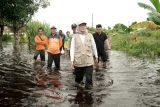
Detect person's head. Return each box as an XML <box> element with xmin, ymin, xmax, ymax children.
<box><xmin>78</xmin><ymin>21</ymin><xmax>87</xmax><ymax>33</ymax></box>
<box><xmin>59</xmin><ymin>30</ymin><xmax>63</xmax><ymax>35</ymax></box>
<box><xmin>96</xmin><ymin>24</ymin><xmax>102</xmax><ymax>34</ymax></box>
<box><xmin>71</xmin><ymin>23</ymin><xmax>77</xmax><ymax>33</ymax></box>
<box><xmin>50</xmin><ymin>26</ymin><xmax>57</xmax><ymax>34</ymax></box>
<box><xmin>38</xmin><ymin>28</ymin><xmax>44</xmax><ymax>35</ymax></box>
<box><xmin>66</xmin><ymin>31</ymin><xmax>70</xmax><ymax>36</ymax></box>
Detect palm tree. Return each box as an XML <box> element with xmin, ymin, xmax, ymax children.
<box><xmin>138</xmin><ymin>0</ymin><xmax>160</xmax><ymax>24</ymax></box>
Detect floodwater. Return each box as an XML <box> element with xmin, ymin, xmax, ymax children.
<box><xmin>0</xmin><ymin>44</ymin><xmax>160</xmax><ymax>107</ymax></box>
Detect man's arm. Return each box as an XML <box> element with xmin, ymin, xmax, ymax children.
<box><xmin>35</xmin><ymin>36</ymin><xmax>46</xmax><ymax>45</ymax></box>
<box><xmin>70</xmin><ymin>35</ymin><xmax>75</xmax><ymax>69</ymax></box>
<box><xmin>70</xmin><ymin>35</ymin><xmax>75</xmax><ymax>62</ymax></box>
<box><xmin>104</xmin><ymin>33</ymin><xmax>111</xmax><ymax>50</ymax></box>
<box><xmin>105</xmin><ymin>39</ymin><xmax>111</xmax><ymax>50</ymax></box>
<box><xmin>91</xmin><ymin>35</ymin><xmax>98</xmax><ymax>59</ymax></box>
<box><xmin>59</xmin><ymin>36</ymin><xmax>63</xmax><ymax>48</ymax></box>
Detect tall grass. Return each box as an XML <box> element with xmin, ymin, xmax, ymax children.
<box><xmin>111</xmin><ymin>29</ymin><xmax>160</xmax><ymax>58</ymax></box>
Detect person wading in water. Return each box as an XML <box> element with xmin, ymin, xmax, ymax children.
<box><xmin>70</xmin><ymin>21</ymin><xmax>98</xmax><ymax>89</ymax></box>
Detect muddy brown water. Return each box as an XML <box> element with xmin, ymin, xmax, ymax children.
<box><xmin>0</xmin><ymin>44</ymin><xmax>160</xmax><ymax>107</ymax></box>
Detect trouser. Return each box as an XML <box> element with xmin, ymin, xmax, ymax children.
<box><xmin>74</xmin><ymin>65</ymin><xmax>93</xmax><ymax>86</ymax></box>
<box><xmin>34</xmin><ymin>50</ymin><xmax>45</xmax><ymax>61</ymax></box>
<box><xmin>98</xmin><ymin>50</ymin><xmax>108</xmax><ymax>62</ymax></box>
<box><xmin>60</xmin><ymin>39</ymin><xmax>65</xmax><ymax>51</ymax></box>
<box><xmin>47</xmin><ymin>52</ymin><xmax>60</xmax><ymax>70</ymax></box>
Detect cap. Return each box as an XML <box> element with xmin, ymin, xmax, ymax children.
<box><xmin>96</xmin><ymin>24</ymin><xmax>102</xmax><ymax>28</ymax></box>
<box><xmin>77</xmin><ymin>21</ymin><xmax>87</xmax><ymax>26</ymax></box>
<box><xmin>51</xmin><ymin>25</ymin><xmax>57</xmax><ymax>29</ymax></box>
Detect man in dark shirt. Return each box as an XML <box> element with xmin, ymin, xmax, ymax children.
<box><xmin>93</xmin><ymin>24</ymin><xmax>111</xmax><ymax>70</ymax></box>
<box><xmin>59</xmin><ymin>30</ymin><xmax>65</xmax><ymax>52</ymax></box>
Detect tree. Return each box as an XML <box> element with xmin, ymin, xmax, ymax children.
<box><xmin>4</xmin><ymin>0</ymin><xmax>50</xmax><ymax>61</ymax></box>
<box><xmin>138</xmin><ymin>0</ymin><xmax>160</xmax><ymax>24</ymax></box>
<box><xmin>112</xmin><ymin>23</ymin><xmax>130</xmax><ymax>33</ymax></box>
<box><xmin>87</xmin><ymin>27</ymin><xmax>96</xmax><ymax>34</ymax></box>
<box><xmin>0</xmin><ymin>0</ymin><xmax>9</xmax><ymax>50</ymax></box>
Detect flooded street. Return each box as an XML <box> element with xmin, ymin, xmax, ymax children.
<box><xmin>1</xmin><ymin>44</ymin><xmax>160</xmax><ymax>107</ymax></box>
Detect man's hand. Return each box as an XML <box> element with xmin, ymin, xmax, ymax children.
<box><xmin>108</xmin><ymin>48</ymin><xmax>111</xmax><ymax>55</ymax></box>
<box><xmin>95</xmin><ymin>58</ymin><xmax>99</xmax><ymax>66</ymax></box>
<box><xmin>71</xmin><ymin>61</ymin><xmax>74</xmax><ymax>70</ymax></box>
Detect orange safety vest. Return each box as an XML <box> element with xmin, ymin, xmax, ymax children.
<box><xmin>34</xmin><ymin>35</ymin><xmax>48</xmax><ymax>50</ymax></box>
<box><xmin>47</xmin><ymin>34</ymin><xmax>62</xmax><ymax>54</ymax></box>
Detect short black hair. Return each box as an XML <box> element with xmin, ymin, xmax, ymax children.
<box><xmin>38</xmin><ymin>27</ymin><xmax>44</xmax><ymax>32</ymax></box>
<box><xmin>96</xmin><ymin>24</ymin><xmax>102</xmax><ymax>28</ymax></box>
<box><xmin>66</xmin><ymin>31</ymin><xmax>70</xmax><ymax>33</ymax></box>
<box><xmin>71</xmin><ymin>23</ymin><xmax>77</xmax><ymax>29</ymax></box>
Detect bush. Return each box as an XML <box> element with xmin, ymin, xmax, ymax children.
<box><xmin>111</xmin><ymin>29</ymin><xmax>160</xmax><ymax>58</ymax></box>
<box><xmin>2</xmin><ymin>33</ymin><xmax>13</xmax><ymax>42</ymax></box>
<box><xmin>87</xmin><ymin>27</ymin><xmax>96</xmax><ymax>34</ymax></box>
<box><xmin>20</xmin><ymin>33</ymin><xmax>28</xmax><ymax>43</ymax></box>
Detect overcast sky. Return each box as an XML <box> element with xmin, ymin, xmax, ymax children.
<box><xmin>33</xmin><ymin>0</ymin><xmax>152</xmax><ymax>32</ymax></box>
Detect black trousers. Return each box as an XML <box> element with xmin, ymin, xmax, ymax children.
<box><xmin>47</xmin><ymin>52</ymin><xmax>60</xmax><ymax>70</ymax></box>
<box><xmin>34</xmin><ymin>50</ymin><xmax>45</xmax><ymax>61</ymax></box>
<box><xmin>60</xmin><ymin>39</ymin><xmax>65</xmax><ymax>51</ymax></box>
<box><xmin>74</xmin><ymin>65</ymin><xmax>93</xmax><ymax>86</ymax></box>
<box><xmin>98</xmin><ymin>50</ymin><xmax>108</xmax><ymax>62</ymax></box>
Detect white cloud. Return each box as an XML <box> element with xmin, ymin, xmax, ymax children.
<box><xmin>33</xmin><ymin>0</ymin><xmax>152</xmax><ymax>32</ymax></box>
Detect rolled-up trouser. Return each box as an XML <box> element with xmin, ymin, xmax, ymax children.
<box><xmin>74</xmin><ymin>65</ymin><xmax>93</xmax><ymax>86</ymax></box>
<box><xmin>34</xmin><ymin>50</ymin><xmax>45</xmax><ymax>61</ymax></box>
<box><xmin>47</xmin><ymin>52</ymin><xmax>60</xmax><ymax>70</ymax></box>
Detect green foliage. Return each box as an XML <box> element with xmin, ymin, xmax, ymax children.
<box><xmin>5</xmin><ymin>0</ymin><xmax>50</xmax><ymax>29</ymax></box>
<box><xmin>150</xmin><ymin>0</ymin><xmax>160</xmax><ymax>12</ymax></box>
<box><xmin>0</xmin><ymin>0</ymin><xmax>50</xmax><ymax>50</ymax></box>
<box><xmin>20</xmin><ymin>33</ymin><xmax>28</xmax><ymax>43</ymax></box>
<box><xmin>138</xmin><ymin>2</ymin><xmax>156</xmax><ymax>12</ymax></box>
<box><xmin>2</xmin><ymin>34</ymin><xmax>12</xmax><ymax>42</ymax></box>
<box><xmin>138</xmin><ymin>0</ymin><xmax>160</xmax><ymax>24</ymax></box>
<box><xmin>111</xmin><ymin>29</ymin><xmax>160</xmax><ymax>58</ymax></box>
<box><xmin>26</xmin><ymin>21</ymin><xmax>50</xmax><ymax>37</ymax></box>
<box><xmin>112</xmin><ymin>23</ymin><xmax>130</xmax><ymax>33</ymax></box>
<box><xmin>87</xmin><ymin>27</ymin><xmax>96</xmax><ymax>34</ymax></box>
<box><xmin>130</xmin><ymin>21</ymin><xmax>159</xmax><ymax>29</ymax></box>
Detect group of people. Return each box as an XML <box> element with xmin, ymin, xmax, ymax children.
<box><xmin>33</xmin><ymin>21</ymin><xmax>111</xmax><ymax>89</ymax></box>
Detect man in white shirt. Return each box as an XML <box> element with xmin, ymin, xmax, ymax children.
<box><xmin>70</xmin><ymin>21</ymin><xmax>98</xmax><ymax>89</ymax></box>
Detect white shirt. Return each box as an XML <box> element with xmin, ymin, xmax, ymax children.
<box><xmin>70</xmin><ymin>34</ymin><xmax>98</xmax><ymax>62</ymax></box>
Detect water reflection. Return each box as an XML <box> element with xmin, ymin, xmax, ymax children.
<box><xmin>0</xmin><ymin>44</ymin><xmax>35</xmax><ymax>107</ymax></box>
<box><xmin>1</xmin><ymin>44</ymin><xmax>113</xmax><ymax>107</ymax></box>
<box><xmin>68</xmin><ymin>89</ymin><xmax>94</xmax><ymax>107</ymax></box>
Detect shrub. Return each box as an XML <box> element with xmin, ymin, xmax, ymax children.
<box><xmin>2</xmin><ymin>33</ymin><xmax>13</xmax><ymax>42</ymax></box>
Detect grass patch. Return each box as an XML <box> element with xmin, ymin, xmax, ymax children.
<box><xmin>111</xmin><ymin>29</ymin><xmax>160</xmax><ymax>58</ymax></box>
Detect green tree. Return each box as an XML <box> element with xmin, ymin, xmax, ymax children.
<box><xmin>87</xmin><ymin>27</ymin><xmax>96</xmax><ymax>34</ymax></box>
<box><xmin>4</xmin><ymin>0</ymin><xmax>50</xmax><ymax>60</ymax></box>
<box><xmin>138</xmin><ymin>0</ymin><xmax>160</xmax><ymax>24</ymax></box>
<box><xmin>112</xmin><ymin>23</ymin><xmax>130</xmax><ymax>33</ymax></box>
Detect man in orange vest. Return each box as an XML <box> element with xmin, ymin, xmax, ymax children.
<box><xmin>34</xmin><ymin>28</ymin><xmax>48</xmax><ymax>65</ymax></box>
<box><xmin>47</xmin><ymin>26</ymin><xmax>62</xmax><ymax>72</ymax></box>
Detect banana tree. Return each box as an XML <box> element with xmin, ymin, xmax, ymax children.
<box><xmin>138</xmin><ymin>0</ymin><xmax>160</xmax><ymax>24</ymax></box>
